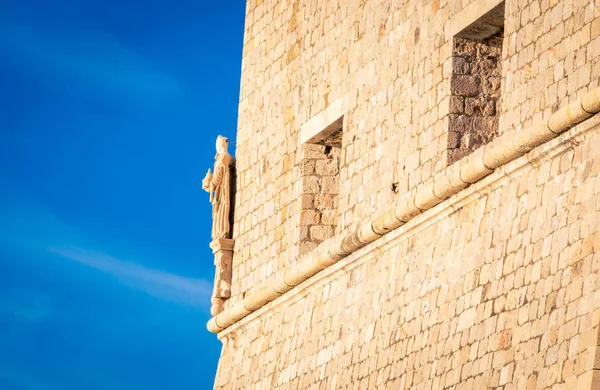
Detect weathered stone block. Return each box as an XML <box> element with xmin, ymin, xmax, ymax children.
<box><xmin>302</xmin><ymin>143</ymin><xmax>327</xmax><ymax>159</ymax></box>
<box><xmin>300</xmin><ymin>210</ymin><xmax>320</xmax><ymax>226</ymax></box>
<box><xmin>319</xmin><ymin>176</ymin><xmax>339</xmax><ymax>194</ymax></box>
<box><xmin>302</xmin><ymin>176</ymin><xmax>320</xmax><ymax>193</ymax></box>
<box><xmin>300</xmin><ymin>194</ymin><xmax>314</xmax><ymax>209</ymax></box>
<box><xmin>465</xmin><ymin>97</ymin><xmax>496</xmax><ymax>116</ymax></box>
<box><xmin>453</xmin><ymin>57</ymin><xmax>471</xmax><ymax>74</ymax></box>
<box><xmin>451</xmin><ymin>75</ymin><xmax>481</xmax><ymax>97</ymax></box>
<box><xmin>450</xmin><ymin>96</ymin><xmax>465</xmax><ymax>114</ymax></box>
<box><xmin>315</xmin><ymin>159</ymin><xmax>339</xmax><ymax>176</ymax></box>
<box><xmin>300</xmin><ymin>160</ymin><xmax>316</xmax><ymax>176</ymax></box>
<box><xmin>310</xmin><ymin>225</ymin><xmax>334</xmax><ymax>241</ymax></box>
<box><xmin>448</xmin><ymin>131</ymin><xmax>461</xmax><ymax>149</ymax></box>
<box><xmin>314</xmin><ymin>194</ymin><xmax>334</xmax><ymax>210</ymax></box>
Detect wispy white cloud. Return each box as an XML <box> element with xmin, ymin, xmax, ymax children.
<box><xmin>0</xmin><ymin>175</ymin><xmax>212</xmax><ymax>309</ymax></box>
<box><xmin>48</xmin><ymin>246</ymin><xmax>211</xmax><ymax>307</ymax></box>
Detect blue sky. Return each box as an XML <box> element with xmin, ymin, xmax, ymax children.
<box><xmin>0</xmin><ymin>1</ymin><xmax>246</xmax><ymax>388</ymax></box>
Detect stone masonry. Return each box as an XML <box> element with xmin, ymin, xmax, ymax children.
<box><xmin>210</xmin><ymin>0</ymin><xmax>600</xmax><ymax>388</ymax></box>
<box><xmin>448</xmin><ymin>34</ymin><xmax>503</xmax><ymax>164</ymax></box>
<box><xmin>298</xmin><ymin>143</ymin><xmax>341</xmax><ymax>256</ymax></box>
<box><xmin>448</xmin><ymin>1</ymin><xmax>505</xmax><ymax>165</ymax></box>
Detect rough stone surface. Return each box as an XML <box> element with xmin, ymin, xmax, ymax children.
<box><xmin>295</xmin><ymin>143</ymin><xmax>340</xmax><ymax>254</ymax></box>
<box><xmin>216</xmin><ymin>127</ymin><xmax>600</xmax><ymax>389</ymax></box>
<box><xmin>215</xmin><ymin>0</ymin><xmax>600</xmax><ymax>388</ymax></box>
<box><xmin>447</xmin><ymin>35</ymin><xmax>503</xmax><ymax>165</ymax></box>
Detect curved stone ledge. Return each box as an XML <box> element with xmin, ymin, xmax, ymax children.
<box><xmin>207</xmin><ymin>86</ymin><xmax>600</xmax><ymax>334</ymax></box>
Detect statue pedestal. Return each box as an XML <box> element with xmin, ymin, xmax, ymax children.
<box><xmin>209</xmin><ymin>238</ymin><xmax>234</xmax><ymax>316</ymax></box>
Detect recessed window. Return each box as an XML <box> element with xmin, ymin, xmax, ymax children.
<box><xmin>298</xmin><ymin>98</ymin><xmax>346</xmax><ymax>255</ymax></box>
<box><xmin>447</xmin><ymin>1</ymin><xmax>505</xmax><ymax>165</ymax></box>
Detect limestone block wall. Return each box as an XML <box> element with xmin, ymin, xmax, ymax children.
<box><xmin>214</xmin><ymin>118</ymin><xmax>600</xmax><ymax>389</ymax></box>
<box><xmin>228</xmin><ymin>0</ymin><xmax>600</xmax><ymax>311</ymax></box>
<box><xmin>215</xmin><ymin>0</ymin><xmax>600</xmax><ymax>386</ymax></box>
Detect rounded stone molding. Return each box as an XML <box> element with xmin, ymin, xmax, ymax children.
<box><xmin>208</xmin><ymin>86</ymin><xmax>600</xmax><ymax>334</ymax></box>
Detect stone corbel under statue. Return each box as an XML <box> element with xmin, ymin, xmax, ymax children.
<box><xmin>202</xmin><ymin>135</ymin><xmax>235</xmax><ymax>316</ymax></box>
<box><xmin>209</xmin><ymin>238</ymin><xmax>233</xmax><ymax>316</ymax></box>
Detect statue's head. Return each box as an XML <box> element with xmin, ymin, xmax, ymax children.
<box><xmin>216</xmin><ymin>135</ymin><xmax>229</xmax><ymax>154</ymax></box>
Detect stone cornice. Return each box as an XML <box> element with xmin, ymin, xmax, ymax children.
<box><xmin>208</xmin><ymin>86</ymin><xmax>600</xmax><ymax>335</ymax></box>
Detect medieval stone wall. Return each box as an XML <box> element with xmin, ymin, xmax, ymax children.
<box><xmin>215</xmin><ymin>119</ymin><xmax>600</xmax><ymax>389</ymax></box>
<box><xmin>213</xmin><ymin>0</ymin><xmax>600</xmax><ymax>387</ymax></box>
<box><xmin>229</xmin><ymin>0</ymin><xmax>598</xmax><ymax>309</ymax></box>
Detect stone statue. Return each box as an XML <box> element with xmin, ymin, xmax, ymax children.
<box><xmin>203</xmin><ymin>135</ymin><xmax>235</xmax><ymax>239</ymax></box>
<box><xmin>202</xmin><ymin>135</ymin><xmax>235</xmax><ymax>316</ymax></box>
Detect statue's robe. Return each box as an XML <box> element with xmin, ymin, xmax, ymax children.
<box><xmin>211</xmin><ymin>153</ymin><xmax>233</xmax><ymax>239</ymax></box>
